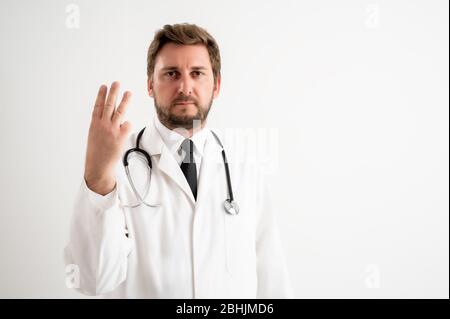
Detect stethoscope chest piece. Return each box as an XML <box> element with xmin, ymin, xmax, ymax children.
<box><xmin>224</xmin><ymin>199</ymin><xmax>239</xmax><ymax>215</ymax></box>
<box><xmin>124</xmin><ymin>127</ymin><xmax>239</xmax><ymax>213</ymax></box>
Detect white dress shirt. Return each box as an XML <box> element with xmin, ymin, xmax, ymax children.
<box><xmin>153</xmin><ymin>115</ymin><xmax>208</xmax><ymax>180</ymax></box>
<box><xmin>65</xmin><ymin>115</ymin><xmax>293</xmax><ymax>298</ymax></box>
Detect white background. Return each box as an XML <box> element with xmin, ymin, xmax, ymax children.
<box><xmin>0</xmin><ymin>0</ymin><xmax>448</xmax><ymax>298</ymax></box>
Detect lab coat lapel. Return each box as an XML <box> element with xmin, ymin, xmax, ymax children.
<box><xmin>159</xmin><ymin>146</ymin><xmax>196</xmax><ymax>204</ymax></box>
<box><xmin>140</xmin><ymin>121</ymin><xmax>196</xmax><ymax>205</ymax></box>
<box><xmin>195</xmin><ymin>131</ymin><xmax>224</xmax><ymax>207</ymax></box>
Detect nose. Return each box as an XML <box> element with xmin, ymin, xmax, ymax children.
<box><xmin>178</xmin><ymin>74</ymin><xmax>193</xmax><ymax>96</ymax></box>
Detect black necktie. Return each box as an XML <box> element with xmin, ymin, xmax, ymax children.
<box><xmin>180</xmin><ymin>139</ymin><xmax>197</xmax><ymax>200</ymax></box>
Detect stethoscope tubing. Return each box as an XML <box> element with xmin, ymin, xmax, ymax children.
<box><xmin>122</xmin><ymin>126</ymin><xmax>238</xmax><ymax>214</ymax></box>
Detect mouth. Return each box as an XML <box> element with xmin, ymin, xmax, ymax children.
<box><xmin>174</xmin><ymin>102</ymin><xmax>195</xmax><ymax>106</ymax></box>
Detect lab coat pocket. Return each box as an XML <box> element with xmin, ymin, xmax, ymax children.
<box><xmin>224</xmin><ymin>211</ymin><xmax>256</xmax><ymax>278</ymax></box>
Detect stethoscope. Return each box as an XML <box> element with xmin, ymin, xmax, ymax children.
<box><xmin>122</xmin><ymin>127</ymin><xmax>239</xmax><ymax>215</ymax></box>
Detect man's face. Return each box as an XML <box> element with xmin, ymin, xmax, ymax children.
<box><xmin>148</xmin><ymin>43</ymin><xmax>221</xmax><ymax>130</ymax></box>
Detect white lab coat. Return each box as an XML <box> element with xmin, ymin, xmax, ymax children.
<box><xmin>64</xmin><ymin>118</ymin><xmax>292</xmax><ymax>298</ymax></box>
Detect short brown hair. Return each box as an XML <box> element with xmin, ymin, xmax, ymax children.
<box><xmin>147</xmin><ymin>23</ymin><xmax>221</xmax><ymax>83</ymax></box>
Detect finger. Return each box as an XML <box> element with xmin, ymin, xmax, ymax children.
<box><xmin>102</xmin><ymin>81</ymin><xmax>120</xmax><ymax>120</ymax></box>
<box><xmin>92</xmin><ymin>85</ymin><xmax>107</xmax><ymax>119</ymax></box>
<box><xmin>112</xmin><ymin>91</ymin><xmax>132</xmax><ymax>127</ymax></box>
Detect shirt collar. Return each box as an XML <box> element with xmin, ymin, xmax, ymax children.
<box><xmin>153</xmin><ymin>115</ymin><xmax>209</xmax><ymax>157</ymax></box>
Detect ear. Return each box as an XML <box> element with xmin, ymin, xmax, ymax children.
<box><xmin>147</xmin><ymin>77</ymin><xmax>154</xmax><ymax>97</ymax></box>
<box><xmin>213</xmin><ymin>75</ymin><xmax>221</xmax><ymax>99</ymax></box>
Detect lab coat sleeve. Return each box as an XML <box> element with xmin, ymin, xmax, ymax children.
<box><xmin>64</xmin><ymin>177</ymin><xmax>132</xmax><ymax>296</ymax></box>
<box><xmin>255</xmin><ymin>173</ymin><xmax>293</xmax><ymax>298</ymax></box>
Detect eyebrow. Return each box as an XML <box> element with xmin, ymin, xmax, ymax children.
<box><xmin>160</xmin><ymin>66</ymin><xmax>208</xmax><ymax>72</ymax></box>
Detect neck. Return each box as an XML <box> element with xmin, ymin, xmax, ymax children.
<box><xmin>163</xmin><ymin>120</ymin><xmax>206</xmax><ymax>138</ymax></box>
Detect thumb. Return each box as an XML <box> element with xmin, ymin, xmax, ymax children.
<box><xmin>120</xmin><ymin>120</ymin><xmax>132</xmax><ymax>137</ymax></box>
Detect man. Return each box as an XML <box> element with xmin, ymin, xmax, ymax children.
<box><xmin>64</xmin><ymin>23</ymin><xmax>292</xmax><ymax>298</ymax></box>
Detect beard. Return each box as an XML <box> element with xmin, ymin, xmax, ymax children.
<box><xmin>154</xmin><ymin>92</ymin><xmax>214</xmax><ymax>130</ymax></box>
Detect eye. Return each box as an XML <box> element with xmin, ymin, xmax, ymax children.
<box><xmin>192</xmin><ymin>71</ymin><xmax>204</xmax><ymax>77</ymax></box>
<box><xmin>165</xmin><ymin>71</ymin><xmax>178</xmax><ymax>78</ymax></box>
